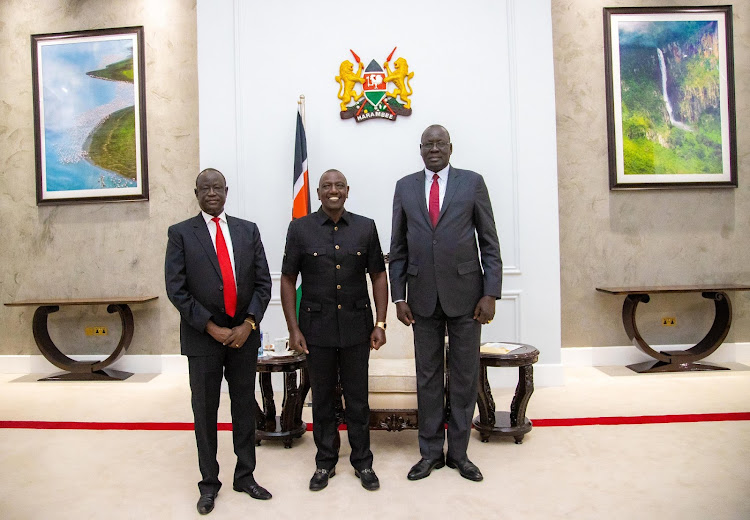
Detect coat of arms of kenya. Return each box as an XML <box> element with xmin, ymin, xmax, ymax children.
<box><xmin>335</xmin><ymin>47</ymin><xmax>414</xmax><ymax>123</ymax></box>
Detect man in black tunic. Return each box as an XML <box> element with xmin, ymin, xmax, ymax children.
<box><xmin>280</xmin><ymin>169</ymin><xmax>388</xmax><ymax>492</ymax></box>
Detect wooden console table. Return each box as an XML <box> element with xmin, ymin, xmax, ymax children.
<box><xmin>4</xmin><ymin>297</ymin><xmax>158</xmax><ymax>381</ymax></box>
<box><xmin>255</xmin><ymin>353</ymin><xmax>310</xmax><ymax>448</ymax></box>
<box><xmin>596</xmin><ymin>285</ymin><xmax>750</xmax><ymax>373</ymax></box>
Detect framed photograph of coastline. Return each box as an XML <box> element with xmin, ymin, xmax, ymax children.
<box><xmin>31</xmin><ymin>26</ymin><xmax>148</xmax><ymax>204</ymax></box>
<box><xmin>603</xmin><ymin>6</ymin><xmax>736</xmax><ymax>190</ymax></box>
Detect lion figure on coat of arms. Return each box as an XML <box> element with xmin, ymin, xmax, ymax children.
<box><xmin>335</xmin><ymin>60</ymin><xmax>364</xmax><ymax>112</ymax></box>
<box><xmin>384</xmin><ymin>57</ymin><xmax>414</xmax><ymax>109</ymax></box>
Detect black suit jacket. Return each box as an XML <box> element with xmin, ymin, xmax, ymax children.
<box><xmin>389</xmin><ymin>166</ymin><xmax>502</xmax><ymax>317</ymax></box>
<box><xmin>165</xmin><ymin>214</ymin><xmax>272</xmax><ymax>356</ymax></box>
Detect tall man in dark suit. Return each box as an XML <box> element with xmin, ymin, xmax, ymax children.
<box><xmin>280</xmin><ymin>169</ymin><xmax>388</xmax><ymax>492</ymax></box>
<box><xmin>390</xmin><ymin>125</ymin><xmax>502</xmax><ymax>482</ymax></box>
<box><xmin>165</xmin><ymin>168</ymin><xmax>272</xmax><ymax>515</ymax></box>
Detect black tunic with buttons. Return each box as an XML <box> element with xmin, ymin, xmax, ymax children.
<box><xmin>281</xmin><ymin>207</ymin><xmax>385</xmax><ymax>348</ymax></box>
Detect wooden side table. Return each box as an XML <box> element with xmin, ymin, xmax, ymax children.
<box><xmin>255</xmin><ymin>353</ymin><xmax>310</xmax><ymax>448</ymax></box>
<box><xmin>473</xmin><ymin>343</ymin><xmax>539</xmax><ymax>444</ymax></box>
<box><xmin>4</xmin><ymin>297</ymin><xmax>158</xmax><ymax>381</ymax></box>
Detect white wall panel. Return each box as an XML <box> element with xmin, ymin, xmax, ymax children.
<box><xmin>198</xmin><ymin>0</ymin><xmax>562</xmax><ymax>381</ymax></box>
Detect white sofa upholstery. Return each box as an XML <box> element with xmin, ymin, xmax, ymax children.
<box><xmin>367</xmin><ymin>293</ymin><xmax>420</xmax><ymax>428</ymax></box>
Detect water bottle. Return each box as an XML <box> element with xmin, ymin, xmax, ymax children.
<box><xmin>258</xmin><ymin>331</ymin><xmax>266</xmax><ymax>359</ymax></box>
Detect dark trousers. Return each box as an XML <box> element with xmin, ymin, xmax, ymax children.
<box><xmin>188</xmin><ymin>345</ymin><xmax>258</xmax><ymax>495</ymax></box>
<box><xmin>306</xmin><ymin>342</ymin><xmax>372</xmax><ymax>471</ymax></box>
<box><xmin>413</xmin><ymin>299</ymin><xmax>481</xmax><ymax>463</ymax></box>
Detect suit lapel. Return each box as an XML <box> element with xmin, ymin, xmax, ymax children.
<box><xmin>227</xmin><ymin>216</ymin><xmax>243</xmax><ymax>289</ymax></box>
<box><xmin>191</xmin><ymin>214</ymin><xmax>222</xmax><ymax>279</ymax></box>
<box><xmin>411</xmin><ymin>171</ymin><xmax>432</xmax><ymax>227</ymax></box>
<box><xmin>437</xmin><ymin>166</ymin><xmax>461</xmax><ymax>226</ymax></box>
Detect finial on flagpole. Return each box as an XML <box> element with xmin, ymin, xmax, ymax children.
<box><xmin>298</xmin><ymin>94</ymin><xmax>306</xmax><ymax>127</ymax></box>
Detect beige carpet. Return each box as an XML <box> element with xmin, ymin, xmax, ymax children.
<box><xmin>1</xmin><ymin>367</ymin><xmax>749</xmax><ymax>520</ymax></box>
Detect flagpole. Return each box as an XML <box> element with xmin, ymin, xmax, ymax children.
<box><xmin>293</xmin><ymin>94</ymin><xmax>309</xmax><ymax>318</ymax></box>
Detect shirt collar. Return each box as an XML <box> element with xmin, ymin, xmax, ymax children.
<box><xmin>314</xmin><ymin>206</ymin><xmax>349</xmax><ymax>226</ymax></box>
<box><xmin>202</xmin><ymin>210</ymin><xmax>227</xmax><ymax>225</ymax></box>
<box><xmin>425</xmin><ymin>164</ymin><xmax>450</xmax><ymax>182</ymax></box>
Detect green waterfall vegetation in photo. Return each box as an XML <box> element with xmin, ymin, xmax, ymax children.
<box><xmin>618</xmin><ymin>21</ymin><xmax>722</xmax><ymax>175</ymax></box>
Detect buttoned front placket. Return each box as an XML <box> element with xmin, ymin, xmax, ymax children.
<box><xmin>331</xmin><ymin>222</ymin><xmax>344</xmax><ymax>345</ymax></box>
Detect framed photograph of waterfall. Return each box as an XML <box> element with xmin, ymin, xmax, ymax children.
<box><xmin>603</xmin><ymin>6</ymin><xmax>737</xmax><ymax>190</ymax></box>
<box><xmin>31</xmin><ymin>27</ymin><xmax>149</xmax><ymax>204</ymax></box>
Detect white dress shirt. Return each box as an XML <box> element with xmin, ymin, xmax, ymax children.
<box><xmin>202</xmin><ymin>210</ymin><xmax>237</xmax><ymax>289</ymax></box>
<box><xmin>424</xmin><ymin>164</ymin><xmax>449</xmax><ymax>211</ymax></box>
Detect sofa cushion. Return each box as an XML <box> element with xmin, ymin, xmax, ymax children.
<box><xmin>369</xmin><ymin>392</ymin><xmax>418</xmax><ymax>410</ymax></box>
<box><xmin>368</xmin><ymin>358</ymin><xmax>416</xmax><ymax>393</ymax></box>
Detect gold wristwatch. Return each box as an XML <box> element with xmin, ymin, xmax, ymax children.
<box><xmin>375</xmin><ymin>321</ymin><xmax>387</xmax><ymax>331</ymax></box>
<box><xmin>244</xmin><ymin>316</ymin><xmax>257</xmax><ymax>330</ymax></box>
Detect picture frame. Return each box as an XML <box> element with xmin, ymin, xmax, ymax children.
<box><xmin>603</xmin><ymin>6</ymin><xmax>736</xmax><ymax>190</ymax></box>
<box><xmin>31</xmin><ymin>26</ymin><xmax>148</xmax><ymax>204</ymax></box>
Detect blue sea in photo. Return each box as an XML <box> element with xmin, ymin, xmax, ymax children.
<box><xmin>44</xmin><ymin>129</ymin><xmax>136</xmax><ymax>191</ymax></box>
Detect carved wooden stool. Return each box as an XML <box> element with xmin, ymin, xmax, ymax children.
<box><xmin>473</xmin><ymin>343</ymin><xmax>539</xmax><ymax>444</ymax></box>
<box><xmin>255</xmin><ymin>354</ymin><xmax>310</xmax><ymax>448</ymax></box>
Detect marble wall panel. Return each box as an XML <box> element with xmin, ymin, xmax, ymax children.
<box><xmin>0</xmin><ymin>0</ymin><xmax>199</xmax><ymax>355</ymax></box>
<box><xmin>552</xmin><ymin>0</ymin><xmax>750</xmax><ymax>347</ymax></box>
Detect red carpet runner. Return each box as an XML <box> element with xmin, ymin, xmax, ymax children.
<box><xmin>2</xmin><ymin>412</ymin><xmax>749</xmax><ymax>431</ymax></box>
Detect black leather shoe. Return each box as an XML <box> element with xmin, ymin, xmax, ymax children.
<box><xmin>233</xmin><ymin>481</ymin><xmax>272</xmax><ymax>500</ymax></box>
<box><xmin>407</xmin><ymin>456</ymin><xmax>445</xmax><ymax>480</ymax></box>
<box><xmin>446</xmin><ymin>457</ymin><xmax>483</xmax><ymax>482</ymax></box>
<box><xmin>309</xmin><ymin>467</ymin><xmax>335</xmax><ymax>491</ymax></box>
<box><xmin>197</xmin><ymin>493</ymin><xmax>216</xmax><ymax>515</ymax></box>
<box><xmin>355</xmin><ymin>468</ymin><xmax>380</xmax><ymax>490</ymax></box>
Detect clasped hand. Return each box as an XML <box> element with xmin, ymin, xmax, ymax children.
<box><xmin>206</xmin><ymin>320</ymin><xmax>254</xmax><ymax>348</ymax></box>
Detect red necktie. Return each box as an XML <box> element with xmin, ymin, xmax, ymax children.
<box><xmin>212</xmin><ymin>217</ymin><xmax>237</xmax><ymax>317</ymax></box>
<box><xmin>429</xmin><ymin>173</ymin><xmax>440</xmax><ymax>228</ymax></box>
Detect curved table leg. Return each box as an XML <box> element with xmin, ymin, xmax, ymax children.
<box><xmin>625</xmin><ymin>292</ymin><xmax>732</xmax><ymax>373</ymax></box>
<box><xmin>280</xmin><ymin>371</ymin><xmax>298</xmax><ymax>448</ymax></box>
<box><xmin>622</xmin><ymin>294</ymin><xmax>670</xmax><ymax>364</ymax></box>
<box><xmin>254</xmin><ymin>398</ymin><xmax>265</xmax><ymax>446</ymax></box>
<box><xmin>296</xmin><ymin>365</ymin><xmax>310</xmax><ymax>428</ymax></box>
<box><xmin>32</xmin><ymin>305</ymin><xmax>134</xmax><ymax>381</ymax></box>
<box><xmin>475</xmin><ymin>362</ymin><xmax>495</xmax><ymax>442</ymax></box>
<box><xmin>668</xmin><ymin>292</ymin><xmax>732</xmax><ymax>359</ymax></box>
<box><xmin>259</xmin><ymin>372</ymin><xmax>277</xmax><ymax>431</ymax></box>
<box><xmin>333</xmin><ymin>376</ymin><xmax>344</xmax><ymax>454</ymax></box>
<box><xmin>509</xmin><ymin>364</ymin><xmax>534</xmax><ymax>443</ymax></box>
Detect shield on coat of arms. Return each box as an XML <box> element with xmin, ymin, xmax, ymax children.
<box><xmin>363</xmin><ymin>59</ymin><xmax>386</xmax><ymax>108</ymax></box>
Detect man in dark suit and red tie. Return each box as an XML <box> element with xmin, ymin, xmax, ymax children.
<box><xmin>165</xmin><ymin>168</ymin><xmax>272</xmax><ymax>515</ymax></box>
<box><xmin>389</xmin><ymin>125</ymin><xmax>503</xmax><ymax>483</ymax></box>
